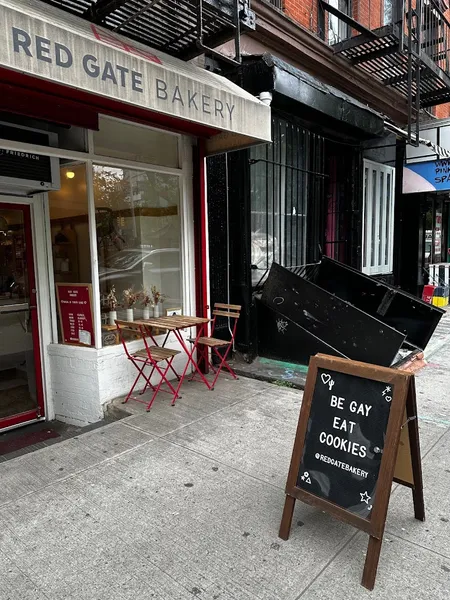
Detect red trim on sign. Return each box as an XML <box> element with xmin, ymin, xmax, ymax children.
<box><xmin>0</xmin><ymin>203</ymin><xmax>45</xmax><ymax>431</ymax></box>
<box><xmin>0</xmin><ymin>83</ymin><xmax>99</xmax><ymax>130</ymax></box>
<box><xmin>90</xmin><ymin>25</ymin><xmax>162</xmax><ymax>64</ymax></box>
<box><xmin>0</xmin><ymin>68</ymin><xmax>220</xmax><ymax>138</ymax></box>
<box><xmin>199</xmin><ymin>140</ymin><xmax>209</xmax><ymax>320</ymax></box>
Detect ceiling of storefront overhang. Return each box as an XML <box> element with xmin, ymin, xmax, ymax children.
<box><xmin>38</xmin><ymin>0</ymin><xmax>245</xmax><ymax>60</ymax></box>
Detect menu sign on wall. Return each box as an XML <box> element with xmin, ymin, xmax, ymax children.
<box><xmin>56</xmin><ymin>283</ymin><xmax>95</xmax><ymax>347</ymax></box>
<box><xmin>279</xmin><ymin>354</ymin><xmax>424</xmax><ymax>590</ymax></box>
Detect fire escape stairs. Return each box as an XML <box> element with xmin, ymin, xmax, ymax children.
<box><xmin>319</xmin><ymin>0</ymin><xmax>450</xmax><ymax>143</ymax></box>
<box><xmin>38</xmin><ymin>0</ymin><xmax>255</xmax><ymax>68</ymax></box>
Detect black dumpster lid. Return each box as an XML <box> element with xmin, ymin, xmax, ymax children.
<box><xmin>314</xmin><ymin>257</ymin><xmax>444</xmax><ymax>351</ymax></box>
<box><xmin>261</xmin><ymin>262</ymin><xmax>406</xmax><ymax>368</ymax></box>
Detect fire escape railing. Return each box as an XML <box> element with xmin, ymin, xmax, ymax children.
<box><xmin>39</xmin><ymin>0</ymin><xmax>255</xmax><ymax>66</ymax></box>
<box><xmin>319</xmin><ymin>0</ymin><xmax>450</xmax><ymax>143</ymax></box>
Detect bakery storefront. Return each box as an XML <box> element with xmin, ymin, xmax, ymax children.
<box><xmin>0</xmin><ymin>0</ymin><xmax>271</xmax><ymax>430</ymax></box>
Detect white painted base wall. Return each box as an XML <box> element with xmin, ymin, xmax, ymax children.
<box><xmin>48</xmin><ymin>332</ymin><xmax>190</xmax><ymax>426</ymax></box>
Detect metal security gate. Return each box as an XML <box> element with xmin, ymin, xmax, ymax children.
<box><xmin>206</xmin><ymin>114</ymin><xmax>327</xmax><ymax>355</ymax></box>
<box><xmin>324</xmin><ymin>146</ymin><xmax>362</xmax><ymax>268</ymax></box>
<box><xmin>206</xmin><ymin>113</ymin><xmax>364</xmax><ymax>356</ymax></box>
<box><xmin>249</xmin><ymin>116</ymin><xmax>327</xmax><ymax>289</ymax></box>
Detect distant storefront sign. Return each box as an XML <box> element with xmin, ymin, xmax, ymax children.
<box><xmin>403</xmin><ymin>159</ymin><xmax>450</xmax><ymax>194</ymax></box>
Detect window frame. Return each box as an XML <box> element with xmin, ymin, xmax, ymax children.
<box><xmin>362</xmin><ymin>159</ymin><xmax>395</xmax><ymax>276</ymax></box>
<box><xmin>327</xmin><ymin>0</ymin><xmax>351</xmax><ymax>45</ymax></box>
<box><xmin>86</xmin><ymin>123</ymin><xmax>192</xmax><ymax>349</ymax></box>
<box><xmin>0</xmin><ymin>116</ymin><xmax>195</xmax><ymax>351</ymax></box>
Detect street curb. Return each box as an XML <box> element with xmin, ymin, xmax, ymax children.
<box><xmin>232</xmin><ymin>366</ymin><xmax>306</xmax><ymax>390</ymax></box>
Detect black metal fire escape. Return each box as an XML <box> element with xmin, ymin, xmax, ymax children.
<box><xmin>39</xmin><ymin>0</ymin><xmax>254</xmax><ymax>67</ymax></box>
<box><xmin>319</xmin><ymin>0</ymin><xmax>450</xmax><ymax>144</ymax></box>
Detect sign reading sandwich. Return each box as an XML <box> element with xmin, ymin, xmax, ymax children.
<box><xmin>279</xmin><ymin>354</ymin><xmax>424</xmax><ymax>591</ymax></box>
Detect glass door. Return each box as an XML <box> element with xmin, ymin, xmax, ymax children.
<box><xmin>0</xmin><ymin>200</ymin><xmax>44</xmax><ymax>429</ymax></box>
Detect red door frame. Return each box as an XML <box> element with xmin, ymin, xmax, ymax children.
<box><xmin>194</xmin><ymin>139</ymin><xmax>209</xmax><ymax>320</ymax></box>
<box><xmin>0</xmin><ymin>202</ymin><xmax>45</xmax><ymax>430</ymax></box>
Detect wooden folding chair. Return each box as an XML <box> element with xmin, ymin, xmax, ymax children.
<box><xmin>190</xmin><ymin>303</ymin><xmax>241</xmax><ymax>390</ymax></box>
<box><xmin>116</xmin><ymin>320</ymin><xmax>181</xmax><ymax>411</ymax></box>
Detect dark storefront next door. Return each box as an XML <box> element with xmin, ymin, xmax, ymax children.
<box><xmin>396</xmin><ymin>192</ymin><xmax>450</xmax><ymax>296</ymax></box>
<box><xmin>424</xmin><ymin>195</ymin><xmax>450</xmax><ymax>267</ymax></box>
<box><xmin>0</xmin><ymin>200</ymin><xmax>44</xmax><ymax>430</ymax></box>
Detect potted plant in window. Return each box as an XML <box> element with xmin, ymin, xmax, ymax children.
<box><xmin>151</xmin><ymin>285</ymin><xmax>167</xmax><ymax>318</ymax></box>
<box><xmin>106</xmin><ymin>286</ymin><xmax>118</xmax><ymax>325</ymax></box>
<box><xmin>123</xmin><ymin>287</ymin><xmax>139</xmax><ymax>322</ymax></box>
<box><xmin>141</xmin><ymin>287</ymin><xmax>153</xmax><ymax>320</ymax></box>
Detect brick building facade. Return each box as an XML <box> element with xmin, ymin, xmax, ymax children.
<box><xmin>280</xmin><ymin>0</ymin><xmax>450</xmax><ymax>120</ymax></box>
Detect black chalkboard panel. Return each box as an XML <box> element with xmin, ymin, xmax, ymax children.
<box><xmin>280</xmin><ymin>354</ymin><xmax>424</xmax><ymax>591</ymax></box>
<box><xmin>296</xmin><ymin>367</ymin><xmax>393</xmax><ymax>519</ymax></box>
<box><xmin>261</xmin><ymin>262</ymin><xmax>406</xmax><ymax>367</ymax></box>
<box><xmin>313</xmin><ymin>257</ymin><xmax>443</xmax><ymax>351</ymax></box>
<box><xmin>256</xmin><ymin>299</ymin><xmax>346</xmax><ymax>364</ymax></box>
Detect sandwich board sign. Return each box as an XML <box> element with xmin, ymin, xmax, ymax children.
<box><xmin>279</xmin><ymin>354</ymin><xmax>424</xmax><ymax>590</ymax></box>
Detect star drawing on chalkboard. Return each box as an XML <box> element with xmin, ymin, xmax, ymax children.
<box><xmin>360</xmin><ymin>491</ymin><xmax>371</xmax><ymax>504</ymax></box>
<box><xmin>301</xmin><ymin>471</ymin><xmax>312</xmax><ymax>484</ymax></box>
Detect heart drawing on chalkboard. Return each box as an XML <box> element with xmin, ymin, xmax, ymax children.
<box><xmin>321</xmin><ymin>373</ymin><xmax>331</xmax><ymax>386</ymax></box>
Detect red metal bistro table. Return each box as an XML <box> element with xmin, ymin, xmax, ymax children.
<box><xmin>136</xmin><ymin>315</ymin><xmax>211</xmax><ymax>404</ymax></box>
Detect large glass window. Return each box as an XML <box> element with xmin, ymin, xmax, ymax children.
<box><xmin>94</xmin><ymin>117</ymin><xmax>179</xmax><ymax>168</ymax></box>
<box><xmin>328</xmin><ymin>0</ymin><xmax>350</xmax><ymax>44</ymax></box>
<box><xmin>362</xmin><ymin>160</ymin><xmax>395</xmax><ymax>275</ymax></box>
<box><xmin>47</xmin><ymin>116</ymin><xmax>184</xmax><ymax>349</ymax></box>
<box><xmin>94</xmin><ymin>165</ymin><xmax>183</xmax><ymax>328</ymax></box>
<box><xmin>48</xmin><ymin>163</ymin><xmax>92</xmax><ymax>343</ymax></box>
<box><xmin>425</xmin><ymin>196</ymin><xmax>448</xmax><ymax>266</ymax></box>
<box><xmin>383</xmin><ymin>0</ymin><xmax>393</xmax><ymax>25</ymax></box>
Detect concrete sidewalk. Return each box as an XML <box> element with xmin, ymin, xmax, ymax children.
<box><xmin>1</xmin><ymin>359</ymin><xmax>450</xmax><ymax>599</ymax></box>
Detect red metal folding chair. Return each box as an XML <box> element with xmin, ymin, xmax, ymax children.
<box><xmin>190</xmin><ymin>303</ymin><xmax>241</xmax><ymax>390</ymax></box>
<box><xmin>116</xmin><ymin>320</ymin><xmax>181</xmax><ymax>411</ymax></box>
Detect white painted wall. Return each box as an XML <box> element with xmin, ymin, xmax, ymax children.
<box><xmin>48</xmin><ymin>343</ymin><xmax>101</xmax><ymax>426</ymax></box>
<box><xmin>48</xmin><ymin>332</ymin><xmax>191</xmax><ymax>426</ymax></box>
